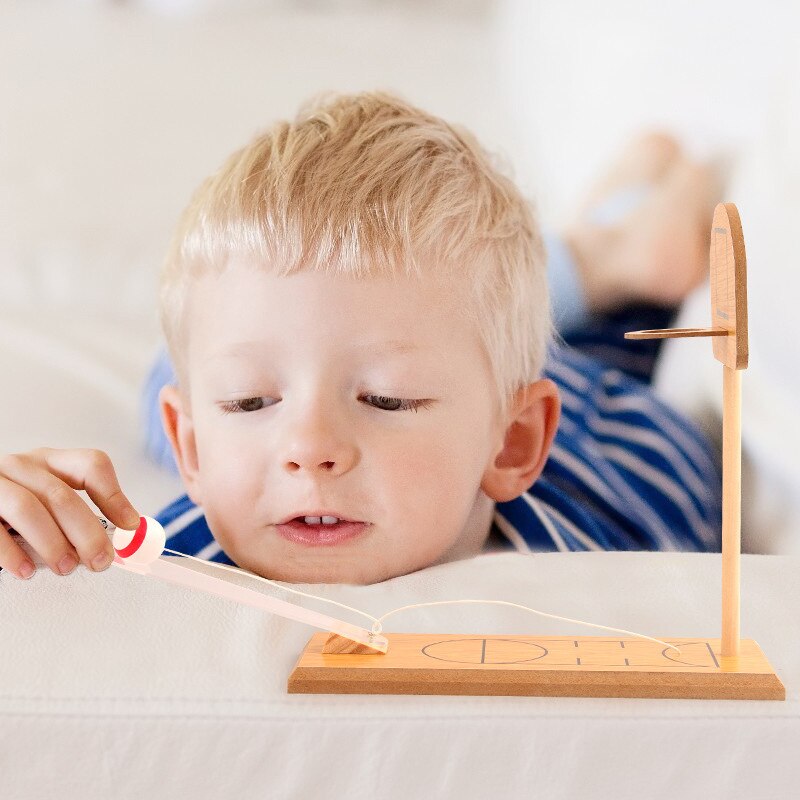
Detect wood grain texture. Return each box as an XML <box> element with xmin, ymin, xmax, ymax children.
<box><xmin>322</xmin><ymin>632</ymin><xmax>388</xmax><ymax>655</ymax></box>
<box><xmin>289</xmin><ymin>633</ymin><xmax>785</xmax><ymax>700</ymax></box>
<box><xmin>721</xmin><ymin>365</ymin><xmax>742</xmax><ymax>656</ymax></box>
<box><xmin>710</xmin><ymin>203</ymin><xmax>748</xmax><ymax>369</ymax></box>
<box><xmin>624</xmin><ymin>327</ymin><xmax>728</xmax><ymax>340</ymax></box>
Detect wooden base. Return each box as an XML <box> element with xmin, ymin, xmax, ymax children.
<box><xmin>288</xmin><ymin>633</ymin><xmax>785</xmax><ymax>700</ymax></box>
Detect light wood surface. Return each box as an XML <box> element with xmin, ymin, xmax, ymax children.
<box><xmin>722</xmin><ymin>365</ymin><xmax>741</xmax><ymax>656</ymax></box>
<box><xmin>710</xmin><ymin>203</ymin><xmax>748</xmax><ymax>369</ymax></box>
<box><xmin>322</xmin><ymin>632</ymin><xmax>387</xmax><ymax>654</ymax></box>
<box><xmin>289</xmin><ymin>632</ymin><xmax>785</xmax><ymax>700</ymax></box>
<box><xmin>624</xmin><ymin>327</ymin><xmax>728</xmax><ymax>340</ymax></box>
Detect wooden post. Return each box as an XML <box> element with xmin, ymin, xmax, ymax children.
<box><xmin>721</xmin><ymin>365</ymin><xmax>741</xmax><ymax>657</ymax></box>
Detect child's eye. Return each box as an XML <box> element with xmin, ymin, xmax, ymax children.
<box><xmin>219</xmin><ymin>397</ymin><xmax>267</xmax><ymax>415</ymax></box>
<box><xmin>364</xmin><ymin>395</ymin><xmax>433</xmax><ymax>413</ymax></box>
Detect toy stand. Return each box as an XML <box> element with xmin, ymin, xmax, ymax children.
<box><xmin>288</xmin><ymin>204</ymin><xmax>785</xmax><ymax>700</ymax></box>
<box><xmin>288</xmin><ymin>632</ymin><xmax>783</xmax><ymax>699</ymax></box>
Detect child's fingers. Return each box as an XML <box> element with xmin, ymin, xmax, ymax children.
<box><xmin>0</xmin><ymin>532</ymin><xmax>38</xmax><ymax>579</ymax></box>
<box><xmin>0</xmin><ymin>472</ymin><xmax>83</xmax><ymax>578</ymax></box>
<box><xmin>0</xmin><ymin>510</ymin><xmax>42</xmax><ymax>579</ymax></box>
<box><xmin>0</xmin><ymin>450</ymin><xmax>126</xmax><ymax>575</ymax></box>
<box><xmin>27</xmin><ymin>447</ymin><xmax>141</xmax><ymax>531</ymax></box>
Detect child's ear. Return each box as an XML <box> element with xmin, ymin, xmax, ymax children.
<box><xmin>480</xmin><ymin>379</ymin><xmax>561</xmax><ymax>503</ymax></box>
<box><xmin>159</xmin><ymin>384</ymin><xmax>204</xmax><ymax>507</ymax></box>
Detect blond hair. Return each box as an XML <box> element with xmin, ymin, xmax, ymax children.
<box><xmin>159</xmin><ymin>89</ymin><xmax>553</xmax><ymax>426</ymax></box>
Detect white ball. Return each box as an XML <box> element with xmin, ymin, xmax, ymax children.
<box><xmin>113</xmin><ymin>516</ymin><xmax>166</xmax><ymax>565</ymax></box>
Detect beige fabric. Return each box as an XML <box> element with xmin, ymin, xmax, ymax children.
<box><xmin>1</xmin><ymin>550</ymin><xmax>798</xmax><ymax>798</ymax></box>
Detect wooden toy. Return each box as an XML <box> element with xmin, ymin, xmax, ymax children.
<box><xmin>288</xmin><ymin>203</ymin><xmax>786</xmax><ymax>700</ymax></box>
<box><xmin>288</xmin><ymin>633</ymin><xmax>782</xmax><ymax>700</ymax></box>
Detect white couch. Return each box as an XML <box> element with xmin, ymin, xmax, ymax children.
<box><xmin>3</xmin><ymin>4</ymin><xmax>799</xmax><ymax>797</ymax></box>
<box><xmin>3</xmin><ymin>543</ymin><xmax>798</xmax><ymax>799</ymax></box>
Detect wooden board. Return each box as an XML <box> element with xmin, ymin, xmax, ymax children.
<box><xmin>288</xmin><ymin>633</ymin><xmax>785</xmax><ymax>700</ymax></box>
<box><xmin>710</xmin><ymin>202</ymin><xmax>748</xmax><ymax>369</ymax></box>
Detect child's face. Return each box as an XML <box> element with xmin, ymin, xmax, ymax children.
<box><xmin>161</xmin><ymin>261</ymin><xmax>554</xmax><ymax>584</ymax></box>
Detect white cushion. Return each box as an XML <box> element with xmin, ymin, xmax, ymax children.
<box><xmin>0</xmin><ymin>310</ymin><xmax>184</xmax><ymax>515</ymax></box>
<box><xmin>2</xmin><ymin>549</ymin><xmax>797</xmax><ymax>798</ymax></box>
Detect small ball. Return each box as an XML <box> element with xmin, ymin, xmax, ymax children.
<box><xmin>113</xmin><ymin>516</ymin><xmax>166</xmax><ymax>565</ymax></box>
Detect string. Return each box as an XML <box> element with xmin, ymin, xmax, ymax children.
<box><xmin>160</xmin><ymin>546</ymin><xmax>682</xmax><ymax>656</ymax></box>
<box><xmin>374</xmin><ymin>601</ymin><xmax>681</xmax><ymax>655</ymax></box>
<box><xmin>161</xmin><ymin>547</ymin><xmax>381</xmax><ymax>629</ymax></box>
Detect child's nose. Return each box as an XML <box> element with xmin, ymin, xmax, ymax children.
<box><xmin>281</xmin><ymin>434</ymin><xmax>357</xmax><ymax>476</ymax></box>
<box><xmin>277</xmin><ymin>397</ymin><xmax>361</xmax><ymax>474</ymax></box>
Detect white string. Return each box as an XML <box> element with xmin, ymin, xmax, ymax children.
<box><xmin>373</xmin><ymin>600</ymin><xmax>681</xmax><ymax>655</ymax></box>
<box><xmin>160</xmin><ymin>546</ymin><xmax>682</xmax><ymax>656</ymax></box>
<box><xmin>161</xmin><ymin>547</ymin><xmax>381</xmax><ymax>629</ymax></box>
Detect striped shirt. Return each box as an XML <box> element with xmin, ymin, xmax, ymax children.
<box><xmin>143</xmin><ymin>313</ymin><xmax>722</xmax><ymax>565</ymax></box>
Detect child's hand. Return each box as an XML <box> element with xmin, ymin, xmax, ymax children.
<box><xmin>0</xmin><ymin>447</ymin><xmax>141</xmax><ymax>580</ymax></box>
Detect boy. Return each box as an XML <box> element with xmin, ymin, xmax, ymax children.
<box><xmin>0</xmin><ymin>91</ymin><xmax>721</xmax><ymax>584</ymax></box>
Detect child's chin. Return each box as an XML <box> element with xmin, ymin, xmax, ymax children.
<box><xmin>284</xmin><ymin>562</ymin><xmax>408</xmax><ymax>586</ymax></box>
<box><xmin>254</xmin><ymin>560</ymin><xmax>381</xmax><ymax>586</ymax></box>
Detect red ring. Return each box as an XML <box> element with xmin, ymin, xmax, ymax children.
<box><xmin>115</xmin><ymin>516</ymin><xmax>147</xmax><ymax>559</ymax></box>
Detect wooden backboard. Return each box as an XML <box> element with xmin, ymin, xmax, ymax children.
<box><xmin>710</xmin><ymin>203</ymin><xmax>748</xmax><ymax>369</ymax></box>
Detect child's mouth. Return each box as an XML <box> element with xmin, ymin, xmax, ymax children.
<box><xmin>275</xmin><ymin>519</ymin><xmax>370</xmax><ymax>546</ymax></box>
